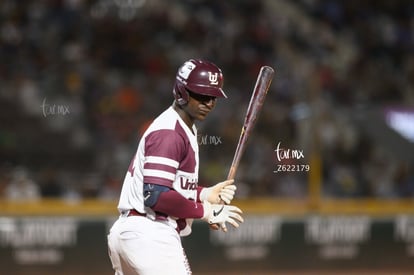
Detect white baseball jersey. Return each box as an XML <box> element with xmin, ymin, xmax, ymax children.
<box><xmin>117</xmin><ymin>106</ymin><xmax>199</xmax><ymax>234</ymax></box>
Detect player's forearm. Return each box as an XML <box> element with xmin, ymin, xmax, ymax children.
<box><xmin>152</xmin><ymin>189</ymin><xmax>204</xmax><ymax>219</ymax></box>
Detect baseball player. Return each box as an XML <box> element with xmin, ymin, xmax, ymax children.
<box><xmin>107</xmin><ymin>59</ymin><xmax>244</xmax><ymax>275</ymax></box>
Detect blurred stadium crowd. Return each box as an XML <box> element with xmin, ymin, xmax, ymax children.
<box><xmin>0</xmin><ymin>0</ymin><xmax>413</xmax><ymax>201</ymax></box>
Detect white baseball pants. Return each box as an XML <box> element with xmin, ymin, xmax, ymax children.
<box><xmin>107</xmin><ymin>215</ymin><xmax>191</xmax><ymax>275</ymax></box>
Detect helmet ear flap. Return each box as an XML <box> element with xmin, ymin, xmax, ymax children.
<box><xmin>173</xmin><ymin>82</ymin><xmax>189</xmax><ymax>105</ymax></box>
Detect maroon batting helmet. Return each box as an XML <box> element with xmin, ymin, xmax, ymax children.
<box><xmin>173</xmin><ymin>59</ymin><xmax>227</xmax><ymax>105</ymax></box>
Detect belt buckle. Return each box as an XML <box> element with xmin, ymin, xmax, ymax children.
<box><xmin>120</xmin><ymin>210</ymin><xmax>129</xmax><ymax>217</ymax></box>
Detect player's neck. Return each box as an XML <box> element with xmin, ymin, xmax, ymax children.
<box><xmin>173</xmin><ymin>103</ymin><xmax>195</xmax><ymax>131</ymax></box>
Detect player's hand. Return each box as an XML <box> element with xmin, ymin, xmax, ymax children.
<box><xmin>202</xmin><ymin>200</ymin><xmax>243</xmax><ymax>232</ymax></box>
<box><xmin>200</xmin><ymin>179</ymin><xmax>236</xmax><ymax>204</ymax></box>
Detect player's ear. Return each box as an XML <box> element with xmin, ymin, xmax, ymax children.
<box><xmin>174</xmin><ymin>100</ymin><xmax>186</xmax><ymax>109</ymax></box>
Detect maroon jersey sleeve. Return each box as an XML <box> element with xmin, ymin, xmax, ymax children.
<box><xmin>152</xmin><ymin>189</ymin><xmax>204</xmax><ymax>219</ymax></box>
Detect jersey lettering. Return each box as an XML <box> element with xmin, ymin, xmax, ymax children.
<box><xmin>127</xmin><ymin>154</ymin><xmax>136</xmax><ymax>177</ymax></box>
<box><xmin>180</xmin><ymin>177</ymin><xmax>197</xmax><ymax>190</ymax></box>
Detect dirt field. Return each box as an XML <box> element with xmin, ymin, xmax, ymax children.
<box><xmin>10</xmin><ymin>268</ymin><xmax>413</xmax><ymax>275</ymax></box>
<box><xmin>198</xmin><ymin>271</ymin><xmax>412</xmax><ymax>275</ymax></box>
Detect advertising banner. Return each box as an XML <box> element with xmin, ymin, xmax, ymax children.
<box><xmin>1</xmin><ymin>215</ymin><xmax>414</xmax><ymax>274</ymax></box>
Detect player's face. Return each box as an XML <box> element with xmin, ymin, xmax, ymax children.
<box><xmin>186</xmin><ymin>91</ymin><xmax>217</xmax><ymax>121</ymax></box>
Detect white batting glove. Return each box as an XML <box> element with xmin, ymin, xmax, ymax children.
<box><xmin>200</xmin><ymin>179</ymin><xmax>237</xmax><ymax>204</ymax></box>
<box><xmin>202</xmin><ymin>200</ymin><xmax>244</xmax><ymax>232</ymax></box>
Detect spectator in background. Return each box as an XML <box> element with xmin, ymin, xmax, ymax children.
<box><xmin>5</xmin><ymin>167</ymin><xmax>40</xmax><ymax>201</ymax></box>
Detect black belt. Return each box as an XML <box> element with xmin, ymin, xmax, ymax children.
<box><xmin>127</xmin><ymin>209</ymin><xmax>168</xmax><ymax>221</ymax></box>
<box><xmin>127</xmin><ymin>209</ymin><xmax>146</xmax><ymax>217</ymax></box>
<box><xmin>126</xmin><ymin>209</ymin><xmax>180</xmax><ymax>233</ymax></box>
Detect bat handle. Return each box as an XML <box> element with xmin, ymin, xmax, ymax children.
<box><xmin>226</xmin><ymin>166</ymin><xmax>237</xmax><ymax>181</ymax></box>
<box><xmin>219</xmin><ymin>165</ymin><xmax>237</xmax><ymax>206</ymax></box>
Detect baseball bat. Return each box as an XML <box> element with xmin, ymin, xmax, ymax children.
<box><xmin>210</xmin><ymin>66</ymin><xmax>274</xmax><ymax>230</ymax></box>
<box><xmin>227</xmin><ymin>66</ymin><xmax>275</xmax><ymax>180</ymax></box>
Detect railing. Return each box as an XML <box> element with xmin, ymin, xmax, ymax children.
<box><xmin>2</xmin><ymin>198</ymin><xmax>414</xmax><ymax>216</ymax></box>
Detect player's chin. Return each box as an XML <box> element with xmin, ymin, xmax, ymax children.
<box><xmin>197</xmin><ymin>111</ymin><xmax>209</xmax><ymax>120</ymax></box>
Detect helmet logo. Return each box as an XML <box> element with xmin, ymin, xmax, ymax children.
<box><xmin>208</xmin><ymin>72</ymin><xmax>219</xmax><ymax>85</ymax></box>
<box><xmin>178</xmin><ymin>61</ymin><xmax>196</xmax><ymax>80</ymax></box>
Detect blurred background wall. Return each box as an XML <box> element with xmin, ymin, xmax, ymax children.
<box><xmin>0</xmin><ymin>0</ymin><xmax>414</xmax><ymax>274</ymax></box>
